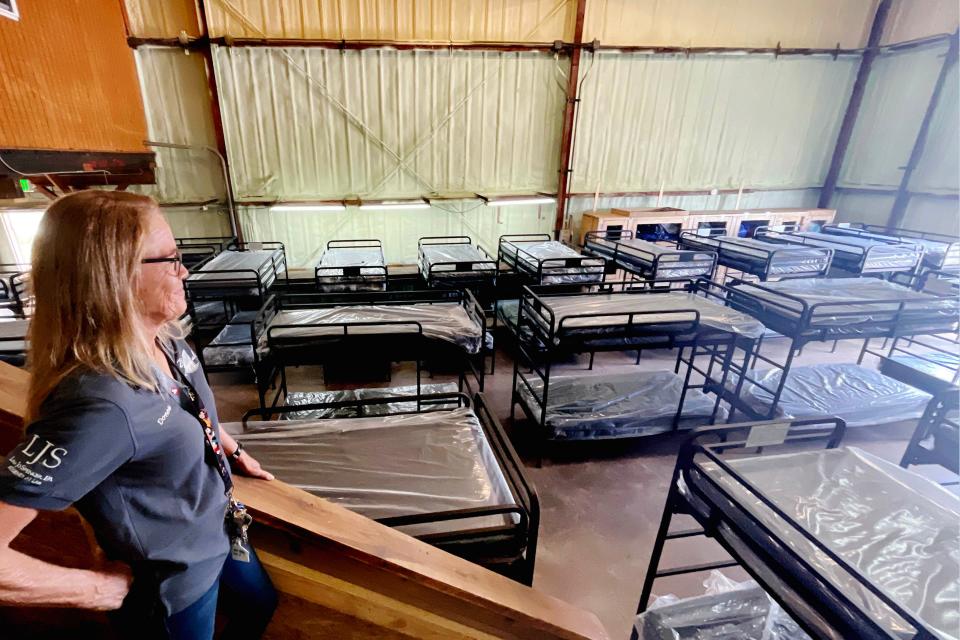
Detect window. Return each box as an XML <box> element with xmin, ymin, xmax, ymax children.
<box><xmin>0</xmin><ymin>209</ymin><xmax>42</xmax><ymax>264</ymax></box>
<box><xmin>0</xmin><ymin>0</ymin><xmax>18</xmax><ymax>21</ymax></box>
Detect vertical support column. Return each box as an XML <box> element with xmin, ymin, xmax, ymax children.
<box><xmin>553</xmin><ymin>0</ymin><xmax>588</xmax><ymax>240</ymax></box>
<box><xmin>197</xmin><ymin>0</ymin><xmax>243</xmax><ymax>243</ymax></box>
<box><xmin>817</xmin><ymin>0</ymin><xmax>893</xmax><ymax>209</ymax></box>
<box><xmin>888</xmin><ymin>30</ymin><xmax>959</xmax><ymax>228</ymax></box>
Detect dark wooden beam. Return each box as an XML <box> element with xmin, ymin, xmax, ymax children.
<box><xmin>0</xmin><ymin>149</ymin><xmax>156</xmax><ymax>188</ymax></box>
<box><xmin>888</xmin><ymin>31</ymin><xmax>959</xmax><ymax>228</ymax></box>
<box><xmin>818</xmin><ymin>0</ymin><xmax>893</xmax><ymax>209</ymax></box>
<box><xmin>553</xmin><ymin>0</ymin><xmax>588</xmax><ymax>240</ymax></box>
<box><xmin>0</xmin><ymin>178</ymin><xmax>23</xmax><ymax>199</ymax></box>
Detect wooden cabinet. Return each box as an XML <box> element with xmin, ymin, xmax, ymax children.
<box><xmin>800</xmin><ymin>208</ymin><xmax>836</xmax><ymax>231</ymax></box>
<box><xmin>614</xmin><ymin>207</ymin><xmax>690</xmax><ymax>243</ymax></box>
<box><xmin>578</xmin><ymin>210</ymin><xmax>631</xmax><ymax>245</ymax></box>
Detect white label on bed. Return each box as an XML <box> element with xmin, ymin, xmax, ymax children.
<box><xmin>745</xmin><ymin>423</ymin><xmax>790</xmax><ymax>448</ymax></box>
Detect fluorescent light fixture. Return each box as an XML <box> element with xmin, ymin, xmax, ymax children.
<box><xmin>270</xmin><ymin>204</ymin><xmax>346</xmax><ymax>212</ymax></box>
<box><xmin>485</xmin><ymin>197</ymin><xmax>555</xmax><ymax>207</ymax></box>
<box><xmin>358</xmin><ymin>200</ymin><xmax>431</xmax><ymax>211</ymax></box>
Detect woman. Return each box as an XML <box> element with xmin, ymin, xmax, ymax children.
<box><xmin>0</xmin><ymin>191</ymin><xmax>277</xmax><ymax>639</ymax></box>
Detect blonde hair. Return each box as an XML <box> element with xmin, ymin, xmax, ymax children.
<box><xmin>27</xmin><ymin>191</ymin><xmax>169</xmax><ymax>421</ymax></box>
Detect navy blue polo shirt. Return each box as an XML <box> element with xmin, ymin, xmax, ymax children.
<box><xmin>0</xmin><ymin>340</ymin><xmax>230</xmax><ymax>615</ymax></box>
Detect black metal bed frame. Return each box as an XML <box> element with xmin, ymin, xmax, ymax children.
<box><xmin>417</xmin><ymin>236</ymin><xmax>497</xmax><ymax>290</ymax></box>
<box><xmin>824</xmin><ymin>223</ymin><xmax>960</xmax><ymax>274</ymax></box>
<box><xmin>175</xmin><ymin>235</ymin><xmax>237</xmax><ymax>269</ymax></box>
<box><xmin>582</xmin><ymin>230</ymin><xmax>718</xmax><ymax>283</ymax></box>
<box><xmin>497</xmin><ymin>233</ymin><xmax>605</xmax><ymax>286</ymax></box>
<box><xmin>701</xmin><ymin>277</ymin><xmax>959</xmax><ymax>422</ymax></box>
<box><xmin>314</xmin><ymin>238</ymin><xmax>389</xmax><ymax>292</ymax></box>
<box><xmin>0</xmin><ymin>264</ymin><xmax>31</xmax><ymax>319</ymax></box>
<box><xmin>630</xmin><ymin>416</ymin><xmax>948</xmax><ymax>639</ymax></box>
<box><xmin>755</xmin><ymin>228</ymin><xmax>923</xmax><ymax>277</ymax></box>
<box><xmin>900</xmin><ymin>389</ymin><xmax>959</xmax><ymax>477</ymax></box>
<box><xmin>241</xmin><ymin>391</ymin><xmax>540</xmax><ymax>584</ymax></box>
<box><xmin>253</xmin><ymin>287</ymin><xmax>489</xmax><ymax>410</ymax></box>
<box><xmin>677</xmin><ymin>230</ymin><xmax>833</xmax><ymax>282</ymax></box>
<box><xmin>509</xmin><ymin>279</ymin><xmax>758</xmax><ymax>459</ymax></box>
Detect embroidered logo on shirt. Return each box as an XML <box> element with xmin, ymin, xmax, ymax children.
<box><xmin>158</xmin><ymin>404</ymin><xmax>172</xmax><ymax>425</ymax></box>
<box><xmin>176</xmin><ymin>348</ymin><xmax>200</xmax><ymax>375</ymax></box>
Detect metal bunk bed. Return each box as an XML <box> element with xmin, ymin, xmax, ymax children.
<box><xmin>417</xmin><ymin>236</ymin><xmax>497</xmax><ymax>291</ymax></box>
<box><xmin>707</xmin><ymin>277</ymin><xmax>959</xmax><ymax>423</ymax></box>
<box><xmin>900</xmin><ymin>389</ymin><xmax>959</xmax><ymax>478</ymax></box>
<box><xmin>253</xmin><ymin>288</ymin><xmax>489</xmax><ymax>409</ymax></box>
<box><xmin>315</xmin><ymin>239</ymin><xmax>388</xmax><ymax>292</ymax></box>
<box><xmin>186</xmin><ymin>242</ymin><xmax>288</xmax><ymax>372</ymax></box>
<box><xmin>0</xmin><ymin>264</ymin><xmax>31</xmax><ymax>319</ymax></box>
<box><xmin>755</xmin><ymin>229</ymin><xmax>923</xmax><ymax>277</ymax></box>
<box><xmin>582</xmin><ymin>230</ymin><xmax>718</xmax><ymax>282</ymax></box>
<box><xmin>677</xmin><ymin>231</ymin><xmax>833</xmax><ymax>282</ymax></box>
<box><xmin>498</xmin><ymin>234</ymin><xmax>605</xmax><ymax>286</ymax></box>
<box><xmin>510</xmin><ymin>280</ymin><xmax>764</xmax><ymax>455</ymax></box>
<box><xmin>0</xmin><ymin>317</ymin><xmax>28</xmax><ymax>366</ymax></box>
<box><xmin>175</xmin><ymin>235</ymin><xmax>236</xmax><ymax>269</ymax></box>
<box><xmin>632</xmin><ymin>418</ymin><xmax>959</xmax><ymax>640</ymax></box>
<box><xmin>823</xmin><ymin>223</ymin><xmax>960</xmax><ymax>274</ymax></box>
<box><xmin>233</xmin><ymin>391</ymin><xmax>539</xmax><ymax>584</ymax></box>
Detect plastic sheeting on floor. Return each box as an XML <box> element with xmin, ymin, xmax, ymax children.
<box><xmin>517</xmin><ymin>370</ymin><xmax>724</xmax><ymax>440</ymax></box>
<box><xmin>705</xmin><ymin>448</ymin><xmax>960</xmax><ymax>640</ymax></box>
<box><xmin>727</xmin><ymin>363</ymin><xmax>932</xmax><ymax>426</ymax></box>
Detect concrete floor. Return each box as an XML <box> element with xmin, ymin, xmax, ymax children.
<box><xmin>207</xmin><ymin>336</ymin><xmax>939</xmax><ymax>638</ymax></box>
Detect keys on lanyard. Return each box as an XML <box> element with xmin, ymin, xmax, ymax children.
<box><xmin>228</xmin><ymin>499</ymin><xmax>253</xmax><ymax>563</ymax></box>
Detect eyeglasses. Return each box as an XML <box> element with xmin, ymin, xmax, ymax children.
<box><xmin>141</xmin><ymin>251</ymin><xmax>183</xmax><ymax>274</ymax></box>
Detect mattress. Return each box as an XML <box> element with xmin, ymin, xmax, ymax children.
<box><xmin>825</xmin><ymin>228</ymin><xmax>960</xmax><ymax>270</ymax></box>
<box><xmin>730</xmin><ymin>278</ymin><xmax>958</xmax><ymax>331</ymax></box>
<box><xmin>502</xmin><ymin>240</ymin><xmax>604</xmax><ymax>284</ymax></box>
<box><xmin>889</xmin><ymin>351</ymin><xmax>959</xmax><ymax>384</ymax></box>
<box><xmin>781</xmin><ymin>231</ymin><xmax>920</xmax><ymax>272</ymax></box>
<box><xmin>187</xmin><ymin>249</ymin><xmax>281</xmax><ymax>293</ymax></box>
<box><xmin>701</xmin><ymin>448</ymin><xmax>960</xmax><ymax>640</ymax></box>
<box><xmin>586</xmin><ymin>237</ymin><xmax>715</xmax><ymax>280</ymax></box>
<box><xmin>680</xmin><ymin>235</ymin><xmax>831</xmax><ymax>277</ymax></box>
<box><xmin>202</xmin><ymin>316</ymin><xmax>257</xmax><ymax>367</ymax></box>
<box><xmin>282</xmin><ymin>383</ymin><xmax>463</xmax><ymax>420</ymax></box>
<box><xmin>419</xmin><ymin>244</ymin><xmax>496</xmax><ymax>281</ymax></box>
<box><xmin>0</xmin><ymin>318</ymin><xmax>28</xmax><ymax>353</ymax></box>
<box><xmin>315</xmin><ymin>247</ymin><xmax>386</xmax><ymax>292</ymax></box>
<box><xmin>726</xmin><ymin>363</ymin><xmax>932</xmax><ymax>426</ymax></box>
<box><xmin>265</xmin><ymin>303</ymin><xmax>484</xmax><ymax>353</ymax></box>
<box><xmin>526</xmin><ymin>292</ymin><xmax>765</xmax><ymax>340</ymax></box>
<box><xmin>517</xmin><ymin>370</ymin><xmax>725</xmax><ymax>440</ymax></box>
<box><xmin>233</xmin><ymin>407</ymin><xmax>518</xmax><ymax>537</ymax></box>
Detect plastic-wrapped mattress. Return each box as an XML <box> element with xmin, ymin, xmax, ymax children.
<box><xmin>0</xmin><ymin>318</ymin><xmax>28</xmax><ymax>356</ymax></box>
<box><xmin>586</xmin><ymin>236</ymin><xmax>715</xmax><ymax>280</ymax></box>
<box><xmin>783</xmin><ymin>231</ymin><xmax>921</xmax><ymax>273</ymax></box>
<box><xmin>680</xmin><ymin>235</ymin><xmax>830</xmax><ymax>277</ymax></box>
<box><xmin>730</xmin><ymin>278</ymin><xmax>958</xmax><ymax>331</ymax></box>
<box><xmin>187</xmin><ymin>249</ymin><xmax>281</xmax><ymax>295</ymax></box>
<box><xmin>889</xmin><ymin>351</ymin><xmax>959</xmax><ymax>384</ymax></box>
<box><xmin>701</xmin><ymin>448</ymin><xmax>960</xmax><ymax>640</ymax></box>
<box><xmin>264</xmin><ymin>303</ymin><xmax>484</xmax><ymax>353</ymax></box>
<box><xmin>419</xmin><ymin>244</ymin><xmax>496</xmax><ymax>282</ymax></box>
<box><xmin>635</xmin><ymin>571</ymin><xmax>809</xmax><ymax>640</ymax></box>
<box><xmin>825</xmin><ymin>227</ymin><xmax>960</xmax><ymax>270</ymax></box>
<box><xmin>283</xmin><ymin>383</ymin><xmax>463</xmax><ymax>420</ymax></box>
<box><xmin>525</xmin><ymin>292</ymin><xmax>765</xmax><ymax>340</ymax></box>
<box><xmin>727</xmin><ymin>363</ymin><xmax>932</xmax><ymax>426</ymax></box>
<box><xmin>201</xmin><ymin>311</ymin><xmax>258</xmax><ymax>367</ymax></box>
<box><xmin>232</xmin><ymin>407</ymin><xmax>517</xmax><ymax>536</ymax></box>
<box><xmin>502</xmin><ymin>240</ymin><xmax>604</xmax><ymax>284</ymax></box>
<box><xmin>517</xmin><ymin>370</ymin><xmax>725</xmax><ymax>440</ymax></box>
<box><xmin>315</xmin><ymin>247</ymin><xmax>386</xmax><ymax>292</ymax></box>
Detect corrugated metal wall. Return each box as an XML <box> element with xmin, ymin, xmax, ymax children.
<box><xmin>583</xmin><ymin>0</ymin><xmax>876</xmax><ymax>48</ymax></box>
<box><xmin>0</xmin><ymin>0</ymin><xmax>147</xmax><ymax>151</ymax></box>
<box><xmin>124</xmin><ymin>0</ymin><xmax>202</xmax><ymax>38</ymax></box>
<box><xmin>910</xmin><ymin>62</ymin><xmax>959</xmax><ymax>195</ymax></box>
<box><xmin>134</xmin><ymin>47</ymin><xmax>226</xmax><ymax>203</ymax></box>
<box><xmin>162</xmin><ymin>206</ymin><xmax>233</xmax><ymax>237</ymax></box>
<box><xmin>837</xmin><ymin>40</ymin><xmax>950</xmax><ymax>189</ymax></box>
<box><xmin>239</xmin><ymin>200</ymin><xmax>552</xmax><ymax>267</ymax></box>
<box><xmin>882</xmin><ymin>0</ymin><xmax>958</xmax><ymax>44</ymax></box>
<box><xmin>570</xmin><ymin>53</ymin><xmax>859</xmax><ymax>193</ymax></box>
<box><xmin>202</xmin><ymin>0</ymin><xmax>575</xmax><ymax>41</ymax></box>
<box><xmin>212</xmin><ymin>46</ymin><xmax>566</xmax><ymax>200</ymax></box>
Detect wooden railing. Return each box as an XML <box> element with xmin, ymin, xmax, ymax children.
<box><xmin>0</xmin><ymin>361</ymin><xmax>608</xmax><ymax>639</ymax></box>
